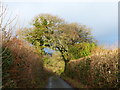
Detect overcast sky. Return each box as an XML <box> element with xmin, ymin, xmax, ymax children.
<box><xmin>2</xmin><ymin>0</ymin><xmax>119</xmax><ymax>2</ymax></box>
<box><xmin>2</xmin><ymin>0</ymin><xmax>118</xmax><ymax>47</ymax></box>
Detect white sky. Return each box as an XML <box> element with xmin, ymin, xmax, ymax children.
<box><xmin>2</xmin><ymin>0</ymin><xmax>119</xmax><ymax>3</ymax></box>
<box><xmin>1</xmin><ymin>0</ymin><xmax>118</xmax><ymax>46</ymax></box>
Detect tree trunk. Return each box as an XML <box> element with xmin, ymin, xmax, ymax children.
<box><xmin>61</xmin><ymin>54</ymin><xmax>69</xmax><ymax>72</ymax></box>
<box><xmin>56</xmin><ymin>47</ymin><xmax>68</xmax><ymax>72</ymax></box>
<box><xmin>64</xmin><ymin>60</ymin><xmax>69</xmax><ymax>72</ymax></box>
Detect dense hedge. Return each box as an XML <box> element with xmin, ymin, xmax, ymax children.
<box><xmin>2</xmin><ymin>46</ymin><xmax>14</xmax><ymax>87</ymax></box>
<box><xmin>65</xmin><ymin>49</ymin><xmax>118</xmax><ymax>88</ymax></box>
<box><xmin>2</xmin><ymin>38</ymin><xmax>50</xmax><ymax>88</ymax></box>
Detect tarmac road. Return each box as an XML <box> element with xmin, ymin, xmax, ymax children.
<box><xmin>46</xmin><ymin>76</ymin><xmax>74</xmax><ymax>89</ymax></box>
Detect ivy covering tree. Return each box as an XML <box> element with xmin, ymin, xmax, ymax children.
<box><xmin>19</xmin><ymin>14</ymin><xmax>96</xmax><ymax>72</ymax></box>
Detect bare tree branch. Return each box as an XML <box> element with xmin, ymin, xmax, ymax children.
<box><xmin>0</xmin><ymin>4</ymin><xmax>17</xmax><ymax>42</ymax></box>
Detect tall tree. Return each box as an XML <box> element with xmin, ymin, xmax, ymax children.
<box><xmin>19</xmin><ymin>14</ymin><xmax>96</xmax><ymax>71</ymax></box>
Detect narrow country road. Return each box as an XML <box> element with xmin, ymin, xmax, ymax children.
<box><xmin>46</xmin><ymin>76</ymin><xmax>74</xmax><ymax>89</ymax></box>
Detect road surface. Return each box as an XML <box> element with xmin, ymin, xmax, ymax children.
<box><xmin>46</xmin><ymin>76</ymin><xmax>74</xmax><ymax>89</ymax></box>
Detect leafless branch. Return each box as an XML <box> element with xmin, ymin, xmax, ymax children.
<box><xmin>0</xmin><ymin>3</ymin><xmax>17</xmax><ymax>42</ymax></box>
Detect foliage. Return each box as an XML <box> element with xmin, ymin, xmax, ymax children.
<box><xmin>44</xmin><ymin>51</ymin><xmax>64</xmax><ymax>75</ymax></box>
<box><xmin>2</xmin><ymin>47</ymin><xmax>13</xmax><ymax>72</ymax></box>
<box><xmin>68</xmin><ymin>43</ymin><xmax>96</xmax><ymax>59</ymax></box>
<box><xmin>18</xmin><ymin>14</ymin><xmax>65</xmax><ymax>54</ymax></box>
<box><xmin>2</xmin><ymin>38</ymin><xmax>52</xmax><ymax>88</ymax></box>
<box><xmin>1</xmin><ymin>5</ymin><xmax>53</xmax><ymax>88</ymax></box>
<box><xmin>61</xmin><ymin>73</ymin><xmax>87</xmax><ymax>88</ymax></box>
<box><xmin>63</xmin><ymin>48</ymin><xmax>118</xmax><ymax>88</ymax></box>
<box><xmin>2</xmin><ymin>46</ymin><xmax>14</xmax><ymax>88</ymax></box>
<box><xmin>19</xmin><ymin>14</ymin><xmax>96</xmax><ymax>72</ymax></box>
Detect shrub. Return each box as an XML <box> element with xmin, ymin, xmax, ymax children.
<box><xmin>65</xmin><ymin>48</ymin><xmax>118</xmax><ymax>88</ymax></box>
<box><xmin>2</xmin><ymin>46</ymin><xmax>14</xmax><ymax>88</ymax></box>
<box><xmin>68</xmin><ymin>43</ymin><xmax>96</xmax><ymax>59</ymax></box>
<box><xmin>44</xmin><ymin>52</ymin><xmax>64</xmax><ymax>75</ymax></box>
<box><xmin>2</xmin><ymin>38</ymin><xmax>48</xmax><ymax>88</ymax></box>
